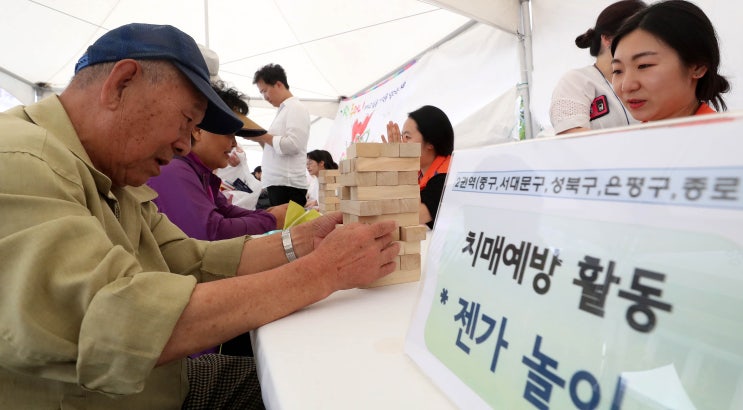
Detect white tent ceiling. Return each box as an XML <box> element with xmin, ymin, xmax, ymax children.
<box><xmin>1</xmin><ymin>0</ymin><xmax>470</xmax><ymax>128</ymax></box>
<box><xmin>3</xmin><ymin>0</ymin><xmax>742</xmax><ymax>150</ymax></box>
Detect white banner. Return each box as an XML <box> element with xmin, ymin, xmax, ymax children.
<box><xmin>325</xmin><ymin>61</ymin><xmax>417</xmax><ymax>162</ymax></box>
<box><xmin>406</xmin><ymin>114</ymin><xmax>743</xmax><ymax>409</ymax></box>
<box><xmin>323</xmin><ymin>23</ymin><xmax>522</xmax><ymax>161</ymax></box>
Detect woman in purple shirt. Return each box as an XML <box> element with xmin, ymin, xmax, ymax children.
<box><xmin>148</xmin><ymin>86</ymin><xmax>285</xmax><ymax>240</ymax></box>
<box><xmin>148</xmin><ymin>85</ymin><xmax>286</xmax><ymax>358</ymax></box>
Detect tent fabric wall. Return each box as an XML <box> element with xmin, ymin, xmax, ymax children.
<box><xmin>0</xmin><ymin>0</ymin><xmax>470</xmax><ymax>150</ymax></box>
<box><xmin>323</xmin><ymin>22</ymin><xmax>521</xmax><ymax>162</ymax></box>
<box><xmin>424</xmin><ymin>0</ymin><xmax>521</xmax><ymax>34</ymax></box>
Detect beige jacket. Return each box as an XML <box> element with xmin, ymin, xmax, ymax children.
<box><xmin>0</xmin><ymin>96</ymin><xmax>245</xmax><ymax>409</ymax></box>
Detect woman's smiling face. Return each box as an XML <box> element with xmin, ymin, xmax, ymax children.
<box><xmin>611</xmin><ymin>29</ymin><xmax>705</xmax><ymax>122</ymax></box>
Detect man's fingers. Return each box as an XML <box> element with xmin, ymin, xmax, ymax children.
<box><xmin>374</xmin><ymin>232</ymin><xmax>395</xmax><ymax>250</ymax></box>
<box><xmin>380</xmin><ymin>240</ymin><xmax>401</xmax><ymax>261</ymax></box>
<box><xmin>367</xmin><ymin>220</ymin><xmax>398</xmax><ymax>239</ymax></box>
<box><xmin>378</xmin><ymin>260</ymin><xmax>398</xmax><ymax>277</ymax></box>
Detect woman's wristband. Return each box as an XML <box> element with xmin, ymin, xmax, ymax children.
<box><xmin>281</xmin><ymin>228</ymin><xmax>297</xmax><ymax>262</ymax></box>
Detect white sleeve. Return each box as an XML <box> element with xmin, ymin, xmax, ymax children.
<box><xmin>549</xmin><ymin>69</ymin><xmax>594</xmax><ymax>134</ymax></box>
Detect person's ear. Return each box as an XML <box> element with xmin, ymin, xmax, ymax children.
<box><xmin>690</xmin><ymin>64</ymin><xmax>708</xmax><ymax>80</ymax></box>
<box><xmin>319</xmin><ymin>160</ymin><xmax>325</xmax><ymax>169</ymax></box>
<box><xmin>192</xmin><ymin>128</ymin><xmax>204</xmax><ymax>143</ymax></box>
<box><xmin>601</xmin><ymin>34</ymin><xmax>613</xmax><ymax>49</ymax></box>
<box><xmin>99</xmin><ymin>59</ymin><xmax>139</xmax><ymax>110</ymax></box>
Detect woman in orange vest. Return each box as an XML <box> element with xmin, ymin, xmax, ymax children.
<box><xmin>382</xmin><ymin>105</ymin><xmax>454</xmax><ymax>229</ymax></box>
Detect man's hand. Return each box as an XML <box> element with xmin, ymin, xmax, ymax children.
<box><xmin>304</xmin><ymin>220</ymin><xmax>400</xmax><ymax>290</ymax></box>
<box><xmin>290</xmin><ymin>211</ymin><xmax>342</xmax><ymax>257</ymax></box>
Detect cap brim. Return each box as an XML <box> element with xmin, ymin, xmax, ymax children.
<box><xmin>172</xmin><ymin>61</ymin><xmax>243</xmax><ymax>135</ymax></box>
<box><xmin>233</xmin><ymin>112</ymin><xmax>267</xmax><ymax>138</ymax></box>
<box><xmin>236</xmin><ymin>129</ymin><xmax>268</xmax><ymax>138</ymax></box>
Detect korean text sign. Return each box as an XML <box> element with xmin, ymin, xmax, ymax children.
<box><xmin>405</xmin><ymin>114</ymin><xmax>743</xmax><ymax>409</ymax></box>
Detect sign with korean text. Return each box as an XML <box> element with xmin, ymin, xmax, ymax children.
<box><xmin>406</xmin><ymin>114</ymin><xmax>743</xmax><ymax>409</ymax></box>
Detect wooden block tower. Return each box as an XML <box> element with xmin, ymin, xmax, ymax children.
<box><xmin>317</xmin><ymin>169</ymin><xmax>340</xmax><ymax>213</ymax></box>
<box><xmin>339</xmin><ymin>142</ymin><xmax>427</xmax><ymax>288</ymax></box>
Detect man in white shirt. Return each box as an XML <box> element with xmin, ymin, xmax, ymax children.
<box><xmin>252</xmin><ymin>64</ymin><xmax>310</xmax><ymax>206</ymax></box>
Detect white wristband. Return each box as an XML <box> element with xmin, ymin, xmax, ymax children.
<box><xmin>281</xmin><ymin>229</ymin><xmax>297</xmax><ymax>262</ymax></box>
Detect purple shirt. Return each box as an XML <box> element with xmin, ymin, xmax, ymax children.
<box><xmin>148</xmin><ymin>152</ymin><xmax>276</xmax><ymax>240</ymax></box>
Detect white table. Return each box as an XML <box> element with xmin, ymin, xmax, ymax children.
<box><xmin>252</xmin><ymin>234</ymin><xmax>456</xmax><ymax>409</ymax></box>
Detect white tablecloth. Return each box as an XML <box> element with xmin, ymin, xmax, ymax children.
<box><xmin>252</xmin><ymin>233</ymin><xmax>456</xmax><ymax>409</ymax></box>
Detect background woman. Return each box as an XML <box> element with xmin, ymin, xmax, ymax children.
<box><xmin>382</xmin><ymin>105</ymin><xmax>454</xmax><ymax>229</ymax></box>
<box><xmin>305</xmin><ymin>149</ymin><xmax>339</xmax><ymax>210</ymax></box>
<box><xmin>549</xmin><ymin>0</ymin><xmax>646</xmax><ymax>134</ymax></box>
<box><xmin>611</xmin><ymin>0</ymin><xmax>729</xmax><ymax>121</ymax></box>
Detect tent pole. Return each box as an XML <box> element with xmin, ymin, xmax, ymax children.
<box><xmin>350</xmin><ymin>20</ymin><xmax>477</xmax><ymax>99</ymax></box>
<box><xmin>203</xmin><ymin>0</ymin><xmax>210</xmax><ymax>47</ymax></box>
<box><xmin>518</xmin><ymin>0</ymin><xmax>535</xmax><ymax>139</ymax></box>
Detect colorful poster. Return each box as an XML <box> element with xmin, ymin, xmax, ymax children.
<box><xmin>324</xmin><ymin>61</ymin><xmax>417</xmax><ymax>162</ymax></box>
<box><xmin>406</xmin><ymin>114</ymin><xmax>743</xmax><ymax>409</ymax></box>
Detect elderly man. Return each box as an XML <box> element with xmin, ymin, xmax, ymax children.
<box><xmin>0</xmin><ymin>23</ymin><xmax>398</xmax><ymax>409</ymax></box>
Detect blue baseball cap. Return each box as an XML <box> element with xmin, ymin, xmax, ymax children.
<box><xmin>74</xmin><ymin>23</ymin><xmax>243</xmax><ymax>135</ymax></box>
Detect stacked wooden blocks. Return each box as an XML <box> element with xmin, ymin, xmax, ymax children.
<box><xmin>317</xmin><ymin>169</ymin><xmax>340</xmax><ymax>213</ymax></box>
<box><xmin>339</xmin><ymin>142</ymin><xmax>427</xmax><ymax>287</ymax></box>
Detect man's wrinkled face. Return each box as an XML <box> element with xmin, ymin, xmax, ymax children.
<box><xmin>105</xmin><ymin>68</ymin><xmax>207</xmax><ymax>187</ymax></box>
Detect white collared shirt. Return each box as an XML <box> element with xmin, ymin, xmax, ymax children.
<box><xmin>262</xmin><ymin>96</ymin><xmax>310</xmax><ymax>189</ymax></box>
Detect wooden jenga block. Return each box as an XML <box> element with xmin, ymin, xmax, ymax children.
<box><xmin>380</xmin><ymin>198</ymin><xmax>419</xmax><ymax>214</ymax></box>
<box><xmin>340</xmin><ymin>159</ymin><xmax>352</xmax><ymax>174</ymax></box>
<box><xmin>338</xmin><ymin>172</ymin><xmax>377</xmax><ymax>187</ymax></box>
<box><xmin>399</xmin><ymin>143</ymin><xmax>422</xmax><ymax>157</ymax></box>
<box><xmin>345</xmin><ymin>212</ymin><xmax>419</xmax><ymax>226</ymax></box>
<box><xmin>321</xmin><ymin>196</ymin><xmax>339</xmax><ymax>204</ymax></box>
<box><xmin>394</xmin><ymin>241</ymin><xmax>421</xmax><ymax>256</ymax></box>
<box><xmin>340</xmin><ymin>200</ymin><xmax>383</xmax><ymax>216</ymax></box>
<box><xmin>340</xmin><ymin>186</ymin><xmax>351</xmax><ymax>200</ymax></box>
<box><xmin>400</xmin><ymin>225</ymin><xmax>427</xmax><ymax>241</ymax></box>
<box><xmin>400</xmin><ymin>253</ymin><xmax>421</xmax><ymax>270</ymax></box>
<box><xmin>318</xmin><ymin>169</ymin><xmax>340</xmax><ymax>186</ymax></box>
<box><xmin>352</xmin><ymin>157</ymin><xmax>419</xmax><ymax>172</ymax></box>
<box><xmin>395</xmin><ymin>240</ymin><xmax>421</xmax><ymax>255</ymax></box>
<box><xmin>391</xmin><ymin>228</ymin><xmax>400</xmax><ymax>242</ymax></box>
<box><xmin>350</xmin><ymin>185</ymin><xmax>419</xmax><ymax>200</ymax></box>
<box><xmin>347</xmin><ymin>143</ymin><xmax>382</xmax><ymax>158</ymax></box>
<box><xmin>341</xmin><ymin>213</ymin><xmax>356</xmax><ymax>225</ymax></box>
<box><xmin>398</xmin><ymin>171</ymin><xmax>419</xmax><ymax>185</ymax></box>
<box><xmin>375</xmin><ymin>171</ymin><xmax>398</xmax><ymax>186</ymax></box>
<box><xmin>318</xmin><ymin>190</ymin><xmax>338</xmax><ymax>200</ymax></box>
<box><xmin>319</xmin><ymin>169</ymin><xmax>340</xmax><ymax>177</ymax></box>
<box><xmin>363</xmin><ymin>269</ymin><xmax>420</xmax><ymax>288</ymax></box>
<box><xmin>380</xmin><ymin>143</ymin><xmax>400</xmax><ymax>157</ymax></box>
<box><xmin>322</xmin><ymin>183</ymin><xmax>339</xmax><ymax>190</ymax></box>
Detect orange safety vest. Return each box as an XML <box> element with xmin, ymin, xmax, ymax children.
<box><xmin>695</xmin><ymin>102</ymin><xmax>715</xmax><ymax>115</ymax></box>
<box><xmin>419</xmin><ymin>155</ymin><xmax>451</xmax><ymax>190</ymax></box>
